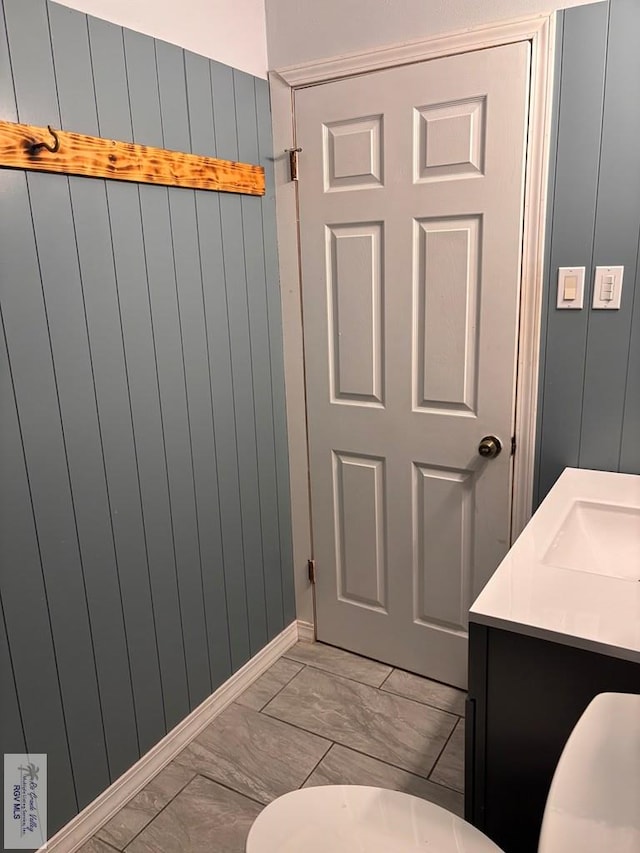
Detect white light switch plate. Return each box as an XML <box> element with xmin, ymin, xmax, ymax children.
<box><xmin>593</xmin><ymin>266</ymin><xmax>623</xmax><ymax>309</ymax></box>
<box><xmin>557</xmin><ymin>267</ymin><xmax>585</xmax><ymax>309</ymax></box>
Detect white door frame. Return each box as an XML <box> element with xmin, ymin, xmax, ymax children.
<box><xmin>269</xmin><ymin>14</ymin><xmax>557</xmax><ymax>628</ymax></box>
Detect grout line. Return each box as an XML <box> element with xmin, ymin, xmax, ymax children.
<box><xmin>425</xmin><ymin>776</ymin><xmax>465</xmax><ymax>796</ymax></box>
<box><xmin>106</xmin><ymin>770</ymin><xmax>268</xmax><ymax>853</ymax></box>
<box><xmin>297</xmin><ymin>742</ymin><xmax>334</xmax><ymax>789</ymax></box>
<box><xmin>280</xmin><ymin>655</ymin><xmax>395</xmax><ymax>692</ymax></box>
<box><xmin>94</xmin><ymin>839</ymin><xmax>121</xmax><ymax>853</ymax></box>
<box><xmin>185</xmin><ymin>772</ymin><xmax>268</xmax><ymax>808</ymax></box>
<box><xmin>291</xmin><ymin>740</ymin><xmax>460</xmax><ymax>796</ymax></box>
<box><xmin>108</xmin><ymin>655</ymin><xmax>463</xmax><ymax>843</ymax></box>
<box><xmin>274</xmin><ymin>660</ymin><xmax>463</xmax><ymax>720</ymax></box>
<box><xmin>249</xmin><ymin>661</ymin><xmax>305</xmax><ymax>712</ymax></box>
<box><xmin>105</xmin><ymin>771</ymin><xmax>199</xmax><ymax>850</ymax></box>
<box><xmin>259</xmin><ymin>704</ymin><xmax>455</xmax><ymax>787</ymax></box>
<box><xmin>378</xmin><ymin>668</ymin><xmax>396</xmax><ymax>690</ymax></box>
<box><xmin>170</xmin><ymin>652</ymin><xmax>464</xmax><ymax>805</ymax></box>
<box><xmin>380</xmin><ymin>684</ymin><xmax>466</xmax><ymax>718</ymax></box>
<box><xmin>290</xmin><ymin>638</ymin><xmax>393</xmax><ymax>670</ymax></box>
<box><xmin>426</xmin><ymin>718</ymin><xmax>461</xmax><ymax>784</ymax></box>
<box><xmin>255</xmin><ymin>658</ymin><xmax>464</xmax><ymax>787</ymax></box>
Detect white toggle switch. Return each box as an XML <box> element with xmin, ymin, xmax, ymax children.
<box><xmin>557</xmin><ymin>267</ymin><xmax>585</xmax><ymax>309</ymax></box>
<box><xmin>593</xmin><ymin>266</ymin><xmax>623</xmax><ymax>309</ymax></box>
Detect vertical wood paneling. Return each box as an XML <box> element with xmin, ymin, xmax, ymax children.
<box><xmin>156</xmin><ymin>40</ymin><xmax>229</xmax><ymax>693</ymax></box>
<box><xmin>48</xmin><ymin>2</ymin><xmax>149</xmax><ymax>778</ymax></box>
<box><xmin>125</xmin><ymin>29</ymin><xmax>211</xmax><ymax>706</ymax></box>
<box><xmin>3</xmin><ymin>0</ymin><xmax>110</xmax><ymax>811</ymax></box>
<box><xmin>0</xmin><ymin>318</ymin><xmax>77</xmax><ymax>830</ymax></box>
<box><xmin>88</xmin><ymin>16</ymin><xmax>191</xmax><ymax>732</ymax></box>
<box><xmin>0</xmin><ymin>0</ymin><xmax>16</xmax><ymax>122</ymax></box>
<box><xmin>255</xmin><ymin>78</ymin><xmax>296</xmax><ymax>623</ymax></box>
<box><xmin>0</xmin><ymin>28</ymin><xmax>63</xmax><ymax>800</ymax></box>
<box><xmin>213</xmin><ymin>61</ymin><xmax>268</xmax><ymax>656</ymax></box>
<box><xmin>3</xmin><ymin>0</ymin><xmax>55</xmax><ymax>124</ymax></box>
<box><xmin>536</xmin><ymin>2</ymin><xmax>609</xmax><ymax>500</ymax></box>
<box><xmin>1</xmin><ymin>0</ymin><xmax>295</xmax><ymax>837</ymax></box>
<box><xmin>536</xmin><ymin>0</ymin><xmax>640</xmax><ymax>500</ymax></box>
<box><xmin>235</xmin><ymin>70</ymin><xmax>284</xmax><ymax>639</ymax></box>
<box><xmin>220</xmin><ymin>65</ymin><xmax>269</xmax><ymax>658</ymax></box>
<box><xmin>182</xmin><ymin>49</ymin><xmax>234</xmax><ymax>687</ymax></box>
<box><xmin>0</xmin><ymin>602</ymin><xmax>25</xmax><ymax>758</ymax></box>
<box><xmin>188</xmin><ymin>55</ymin><xmax>252</xmax><ymax>671</ymax></box>
<box><xmin>579</xmin><ymin>0</ymin><xmax>640</xmax><ymax>471</ymax></box>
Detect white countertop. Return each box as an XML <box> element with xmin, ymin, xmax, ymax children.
<box><xmin>469</xmin><ymin>468</ymin><xmax>640</xmax><ymax>663</ymax></box>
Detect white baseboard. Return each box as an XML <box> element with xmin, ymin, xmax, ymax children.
<box><xmin>296</xmin><ymin>620</ymin><xmax>315</xmax><ymax>642</ymax></box>
<box><xmin>41</xmin><ymin>621</ymin><xmax>299</xmax><ymax>853</ymax></box>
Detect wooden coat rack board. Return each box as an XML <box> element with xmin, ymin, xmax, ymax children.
<box><xmin>0</xmin><ymin>120</ymin><xmax>265</xmax><ymax>196</ymax></box>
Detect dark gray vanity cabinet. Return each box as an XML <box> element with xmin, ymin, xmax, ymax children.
<box><xmin>465</xmin><ymin>622</ymin><xmax>640</xmax><ymax>853</ymax></box>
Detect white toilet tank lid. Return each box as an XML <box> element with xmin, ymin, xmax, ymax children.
<box><xmin>246</xmin><ymin>785</ymin><xmax>504</xmax><ymax>853</ymax></box>
<box><xmin>539</xmin><ymin>692</ymin><xmax>640</xmax><ymax>853</ymax></box>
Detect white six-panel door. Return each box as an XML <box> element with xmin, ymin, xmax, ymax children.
<box><xmin>296</xmin><ymin>42</ymin><xmax>530</xmax><ymax>687</ymax></box>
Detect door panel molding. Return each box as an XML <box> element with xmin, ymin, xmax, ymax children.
<box><xmin>327</xmin><ymin>222</ymin><xmax>385</xmax><ymax>406</ymax></box>
<box><xmin>333</xmin><ymin>451</ymin><xmax>388</xmax><ymax>612</ymax></box>
<box><xmin>270</xmin><ymin>14</ymin><xmax>556</xmax><ymax>628</ymax></box>
<box><xmin>413</xmin><ymin>215</ymin><xmax>481</xmax><ymax>415</ymax></box>
<box><xmin>412</xmin><ymin>462</ymin><xmax>473</xmax><ymax>633</ymax></box>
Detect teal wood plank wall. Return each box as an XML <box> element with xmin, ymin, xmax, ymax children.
<box><xmin>0</xmin><ymin>0</ymin><xmax>294</xmax><ymax>838</ymax></box>
<box><xmin>536</xmin><ymin>0</ymin><xmax>640</xmax><ymax>502</ymax></box>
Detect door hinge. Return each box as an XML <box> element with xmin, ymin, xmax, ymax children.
<box><xmin>287</xmin><ymin>147</ymin><xmax>302</xmax><ymax>182</ymax></box>
<box><xmin>307</xmin><ymin>558</ymin><xmax>316</xmax><ymax>584</ymax></box>
<box><xmin>511</xmin><ymin>435</ymin><xmax>516</xmax><ymax>456</ymax></box>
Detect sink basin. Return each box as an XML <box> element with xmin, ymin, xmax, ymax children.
<box><xmin>470</xmin><ymin>468</ymin><xmax>640</xmax><ymax>663</ymax></box>
<box><xmin>543</xmin><ymin>500</ymin><xmax>640</xmax><ymax>581</ymax></box>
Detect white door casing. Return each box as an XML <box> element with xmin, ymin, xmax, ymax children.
<box><xmin>295</xmin><ymin>42</ymin><xmax>530</xmax><ymax>686</ymax></box>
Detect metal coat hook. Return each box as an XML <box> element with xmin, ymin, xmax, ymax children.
<box><xmin>28</xmin><ymin>125</ymin><xmax>60</xmax><ymax>155</ymax></box>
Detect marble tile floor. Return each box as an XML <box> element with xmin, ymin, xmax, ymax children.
<box><xmin>79</xmin><ymin>641</ymin><xmax>466</xmax><ymax>853</ymax></box>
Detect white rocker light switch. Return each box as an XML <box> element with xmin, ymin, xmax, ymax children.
<box><xmin>557</xmin><ymin>267</ymin><xmax>585</xmax><ymax>309</ymax></box>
